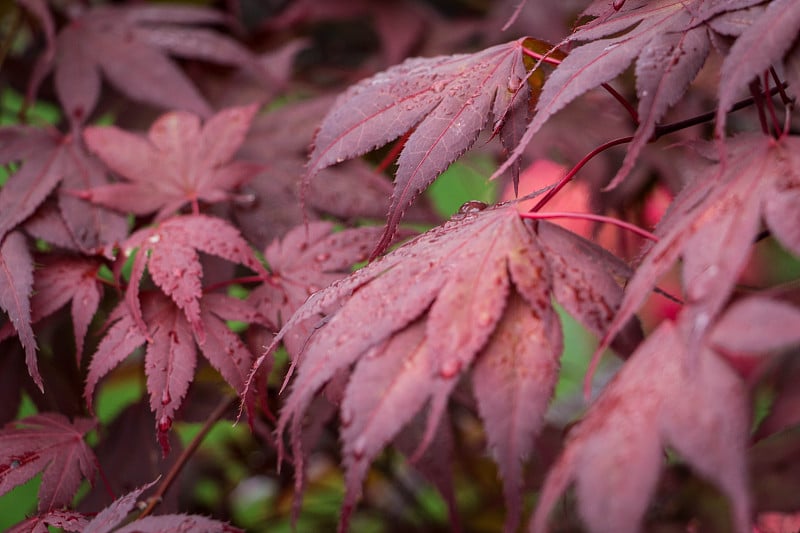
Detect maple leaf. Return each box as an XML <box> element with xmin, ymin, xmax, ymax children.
<box><xmin>305</xmin><ymin>38</ymin><xmax>532</xmax><ymax>253</ymax></box>
<box><xmin>29</xmin><ymin>4</ymin><xmax>268</xmax><ymax>124</ymax></box>
<box><xmin>531</xmin><ymin>319</ymin><xmax>751</xmax><ymax>533</ymax></box>
<box><xmin>82</xmin><ymin>105</ymin><xmax>261</xmax><ymax>221</ymax></box>
<box><xmin>495</xmin><ymin>0</ymin><xmax>763</xmax><ymax>186</ymax></box>
<box><xmin>709</xmin><ymin>295</ymin><xmax>800</xmax><ymax>380</ymax></box>
<box><xmin>716</xmin><ymin>0</ymin><xmax>800</xmax><ymax>136</ymax></box>
<box><xmin>0</xmin><ymin>256</ymin><xmax>102</xmax><ymax>363</ymax></box>
<box><xmin>8</xmin><ymin>510</ymin><xmax>87</xmax><ymax>533</ymax></box>
<box><xmin>596</xmin><ymin>134</ymin><xmax>800</xmax><ymax>369</ymax></box>
<box><xmin>0</xmin><ymin>127</ymin><xmax>128</xmax><ymax>250</ymax></box>
<box><xmin>121</xmin><ymin>214</ymin><xmax>267</xmax><ymax>341</ymax></box>
<box><xmin>246</xmin><ymin>204</ymin><xmax>639</xmax><ymax>529</ymax></box>
<box><xmin>85</xmin><ymin>292</ymin><xmax>265</xmax><ymax>452</ymax></box>
<box><xmin>248</xmin><ymin>222</ymin><xmax>383</xmax><ymax>356</ymax></box>
<box><xmin>0</xmin><ymin>232</ymin><xmax>38</xmax><ymax>389</ymax></box>
<box><xmin>0</xmin><ymin>413</ymin><xmax>97</xmax><ymax>513</ymax></box>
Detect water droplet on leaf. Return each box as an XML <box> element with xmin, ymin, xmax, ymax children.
<box><xmin>439</xmin><ymin>359</ymin><xmax>462</xmax><ymax>378</ymax></box>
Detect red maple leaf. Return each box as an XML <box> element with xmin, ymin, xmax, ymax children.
<box><xmin>82</xmin><ymin>105</ymin><xmax>261</xmax><ymax>221</ymax></box>
<box><xmin>120</xmin><ymin>214</ymin><xmax>267</xmax><ymax>340</ymax></box>
<box><xmin>28</xmin><ymin>3</ymin><xmax>268</xmax><ymax>124</ymax></box>
<box><xmin>531</xmin><ymin>319</ymin><xmax>750</xmax><ymax>533</ymax></box>
<box><xmin>496</xmin><ymin>0</ymin><xmax>763</xmax><ymax>186</ymax></box>
<box><xmin>596</xmin><ymin>134</ymin><xmax>800</xmax><ymax>369</ymax></box>
<box><xmin>306</xmin><ymin>38</ymin><xmax>532</xmax><ymax>253</ymax></box>
<box><xmin>0</xmin><ymin>413</ymin><xmax>97</xmax><ymax>513</ymax></box>
<box><xmin>0</xmin><ymin>127</ymin><xmax>128</xmax><ymax>251</ymax></box>
<box><xmin>0</xmin><ymin>232</ymin><xmax>38</xmax><ymax>389</ymax></box>
<box><xmin>248</xmin><ymin>221</ymin><xmax>383</xmax><ymax>357</ymax></box>
<box><xmin>85</xmin><ymin>292</ymin><xmax>267</xmax><ymax>453</ymax></box>
<box><xmin>247</xmin><ymin>205</ymin><xmax>638</xmax><ymax>529</ymax></box>
<box><xmin>0</xmin><ymin>256</ymin><xmax>102</xmax><ymax>363</ymax></box>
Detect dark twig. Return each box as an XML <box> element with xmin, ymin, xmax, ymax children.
<box><xmin>137</xmin><ymin>395</ymin><xmax>237</xmax><ymax>519</ymax></box>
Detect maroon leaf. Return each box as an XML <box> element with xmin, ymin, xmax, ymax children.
<box><xmin>471</xmin><ymin>290</ymin><xmax>562</xmax><ymax>532</ymax></box>
<box><xmin>28</xmin><ymin>257</ymin><xmax>102</xmax><ymax>362</ymax></box>
<box><xmin>495</xmin><ymin>0</ymin><xmax>757</xmax><ymax>182</ymax></box>
<box><xmin>306</xmin><ymin>38</ymin><xmax>531</xmax><ymax>253</ymax></box>
<box><xmin>83</xmin><ymin>481</ymin><xmax>157</xmax><ymax>533</ymax></box>
<box><xmin>0</xmin><ymin>413</ymin><xmax>97</xmax><ymax>512</ymax></box>
<box><xmin>248</xmin><ymin>222</ymin><xmax>381</xmax><ymax>357</ymax></box>
<box><xmin>711</xmin><ymin>296</ymin><xmax>800</xmax><ymax>355</ymax></box>
<box><xmin>8</xmin><ymin>510</ymin><xmax>87</xmax><ymax>533</ymax></box>
<box><xmin>596</xmin><ymin>134</ymin><xmax>783</xmax><ymax>363</ymax></box>
<box><xmin>716</xmin><ymin>0</ymin><xmax>800</xmax><ymax>136</ymax></box>
<box><xmin>38</xmin><ymin>5</ymin><xmax>265</xmax><ymax>124</ymax></box>
<box><xmin>83</xmin><ymin>105</ymin><xmax>260</xmax><ymax>221</ymax></box>
<box><xmin>85</xmin><ymin>292</ymin><xmax>260</xmax><ymax>452</ymax></box>
<box><xmin>531</xmin><ymin>320</ymin><xmax>750</xmax><ymax>533</ymax></box>
<box><xmin>123</xmin><ymin>214</ymin><xmax>267</xmax><ymax>340</ymax></box>
<box><xmin>113</xmin><ymin>514</ymin><xmax>241</xmax><ymax>533</ymax></box>
<box><xmin>0</xmin><ymin>127</ymin><xmax>127</xmax><ymax>250</ymax></box>
<box><xmin>0</xmin><ymin>232</ymin><xmax>39</xmax><ymax>389</ymax></box>
<box><xmin>248</xmin><ymin>205</ymin><xmax>594</xmax><ymax>526</ymax></box>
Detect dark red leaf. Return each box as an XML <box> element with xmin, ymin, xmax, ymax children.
<box><xmin>306</xmin><ymin>39</ymin><xmax>531</xmax><ymax>253</ymax></box>
<box><xmin>28</xmin><ymin>257</ymin><xmax>102</xmax><ymax>362</ymax></box>
<box><xmin>83</xmin><ymin>105</ymin><xmax>260</xmax><ymax>221</ymax></box>
<box><xmin>0</xmin><ymin>413</ymin><xmax>97</xmax><ymax>512</ymax></box>
<box><xmin>113</xmin><ymin>514</ymin><xmax>241</xmax><ymax>533</ymax></box>
<box><xmin>83</xmin><ymin>481</ymin><xmax>157</xmax><ymax>533</ymax></box>
<box><xmin>471</xmin><ymin>290</ymin><xmax>562</xmax><ymax>532</ymax></box>
<box><xmin>39</xmin><ymin>5</ymin><xmax>264</xmax><ymax>124</ymax></box>
<box><xmin>0</xmin><ymin>232</ymin><xmax>38</xmax><ymax>389</ymax></box>
<box><xmin>716</xmin><ymin>0</ymin><xmax>800</xmax><ymax>136</ymax></box>
<box><xmin>531</xmin><ymin>320</ymin><xmax>750</xmax><ymax>533</ymax></box>
<box><xmin>8</xmin><ymin>510</ymin><xmax>87</xmax><ymax>533</ymax></box>
<box><xmin>85</xmin><ymin>292</ymin><xmax>260</xmax><ymax>451</ymax></box>
<box><xmin>123</xmin><ymin>214</ymin><xmax>267</xmax><ymax>340</ymax></box>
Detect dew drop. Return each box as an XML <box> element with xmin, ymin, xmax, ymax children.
<box><xmin>477</xmin><ymin>311</ymin><xmax>492</xmax><ymax>327</ymax></box>
<box><xmin>439</xmin><ymin>359</ymin><xmax>462</xmax><ymax>379</ymax></box>
<box><xmin>341</xmin><ymin>408</ymin><xmax>354</xmax><ymax>427</ymax></box>
<box><xmin>432</xmin><ymin>81</ymin><xmax>447</xmax><ymax>93</ymax></box>
<box><xmin>315</xmin><ymin>252</ymin><xmax>331</xmax><ymax>262</ymax></box>
<box><xmin>158</xmin><ymin>416</ymin><xmax>172</xmax><ymax>433</ymax></box>
<box><xmin>352</xmin><ymin>436</ymin><xmax>367</xmax><ymax>460</ymax></box>
<box><xmin>161</xmin><ymin>389</ymin><xmax>171</xmax><ymax>405</ymax></box>
<box><xmin>148</xmin><ymin>233</ymin><xmax>161</xmax><ymax>244</ymax></box>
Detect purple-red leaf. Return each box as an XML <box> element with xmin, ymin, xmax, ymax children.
<box><xmin>83</xmin><ymin>481</ymin><xmax>157</xmax><ymax>533</ymax></box>
<box><xmin>716</xmin><ymin>0</ymin><xmax>800</xmax><ymax>136</ymax></box>
<box><xmin>0</xmin><ymin>232</ymin><xmax>38</xmax><ymax>389</ymax></box>
<box><xmin>85</xmin><ymin>293</ymin><xmax>259</xmax><ymax>451</ymax></box>
<box><xmin>83</xmin><ymin>105</ymin><xmax>260</xmax><ymax>221</ymax></box>
<box><xmin>306</xmin><ymin>39</ymin><xmax>531</xmax><ymax>253</ymax></box>
<box><xmin>123</xmin><ymin>214</ymin><xmax>266</xmax><ymax>340</ymax></box>
<box><xmin>113</xmin><ymin>514</ymin><xmax>241</xmax><ymax>533</ymax></box>
<box><xmin>531</xmin><ymin>320</ymin><xmax>750</xmax><ymax>533</ymax></box>
<box><xmin>39</xmin><ymin>5</ymin><xmax>264</xmax><ymax>124</ymax></box>
<box><xmin>472</xmin><ymin>290</ymin><xmax>562</xmax><ymax>532</ymax></box>
<box><xmin>0</xmin><ymin>413</ymin><xmax>97</xmax><ymax>512</ymax></box>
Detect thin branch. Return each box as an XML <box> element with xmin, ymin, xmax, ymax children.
<box><xmin>0</xmin><ymin>6</ymin><xmax>23</xmax><ymax>74</ymax></box>
<box><xmin>763</xmin><ymin>71</ymin><xmax>782</xmax><ymax>137</ymax></box>
<box><xmin>769</xmin><ymin>67</ymin><xmax>793</xmax><ymax>107</ymax></box>
<box><xmin>531</xmin><ymin>136</ymin><xmax>632</xmax><ymax>212</ymax></box>
<box><xmin>749</xmin><ymin>79</ymin><xmax>770</xmax><ymax>135</ymax></box>
<box><xmin>519</xmin><ymin>211</ymin><xmax>658</xmax><ymax>242</ymax></box>
<box><xmin>137</xmin><ymin>395</ymin><xmax>236</xmax><ymax>520</ymax></box>
<box><xmin>203</xmin><ymin>274</ymin><xmax>274</xmax><ymax>293</ymax></box>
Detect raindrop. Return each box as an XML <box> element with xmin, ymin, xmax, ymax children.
<box><xmin>352</xmin><ymin>436</ymin><xmax>367</xmax><ymax>460</ymax></box>
<box><xmin>341</xmin><ymin>408</ymin><xmax>354</xmax><ymax>427</ymax></box>
<box><xmin>158</xmin><ymin>416</ymin><xmax>172</xmax><ymax>433</ymax></box>
<box><xmin>439</xmin><ymin>359</ymin><xmax>462</xmax><ymax>379</ymax></box>
<box><xmin>477</xmin><ymin>311</ymin><xmax>492</xmax><ymax>327</ymax></box>
<box><xmin>315</xmin><ymin>252</ymin><xmax>331</xmax><ymax>262</ymax></box>
<box><xmin>161</xmin><ymin>389</ymin><xmax>171</xmax><ymax>405</ymax></box>
<box><xmin>432</xmin><ymin>81</ymin><xmax>447</xmax><ymax>93</ymax></box>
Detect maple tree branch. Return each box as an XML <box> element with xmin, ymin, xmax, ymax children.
<box><xmin>203</xmin><ymin>274</ymin><xmax>275</xmax><ymax>293</ymax></box>
<box><xmin>137</xmin><ymin>395</ymin><xmax>236</xmax><ymax>520</ymax></box>
<box><xmin>769</xmin><ymin>67</ymin><xmax>793</xmax><ymax>107</ymax></box>
<box><xmin>531</xmin><ymin>136</ymin><xmax>633</xmax><ymax>212</ymax></box>
<box><xmin>749</xmin><ymin>80</ymin><xmax>770</xmax><ymax>135</ymax></box>
<box><xmin>763</xmin><ymin>71</ymin><xmax>782</xmax><ymax>138</ymax></box>
<box><xmin>519</xmin><ymin>211</ymin><xmax>658</xmax><ymax>242</ymax></box>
